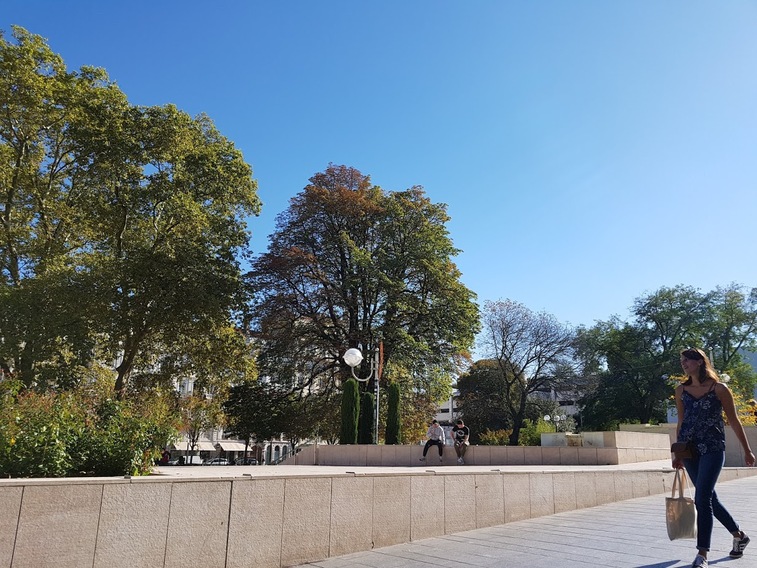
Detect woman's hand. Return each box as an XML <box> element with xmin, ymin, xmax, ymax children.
<box><xmin>672</xmin><ymin>456</ymin><xmax>684</xmax><ymax>469</ymax></box>
<box><xmin>745</xmin><ymin>450</ymin><xmax>755</xmax><ymax>467</ymax></box>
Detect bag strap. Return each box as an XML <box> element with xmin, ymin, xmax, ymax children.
<box><xmin>672</xmin><ymin>469</ymin><xmax>692</xmax><ymax>499</ymax></box>
<box><xmin>672</xmin><ymin>469</ymin><xmax>682</xmax><ymax>498</ymax></box>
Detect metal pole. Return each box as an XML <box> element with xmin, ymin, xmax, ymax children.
<box><xmin>374</xmin><ymin>348</ymin><xmax>379</xmax><ymax>445</ymax></box>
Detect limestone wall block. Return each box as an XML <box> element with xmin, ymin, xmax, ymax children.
<box><xmin>528</xmin><ymin>473</ymin><xmax>555</xmax><ymax>518</ymax></box>
<box><xmin>410</xmin><ymin>475</ymin><xmax>445</xmax><ymax>540</ymax></box>
<box><xmin>552</xmin><ymin>472</ymin><xmax>577</xmax><ymax>514</ymax></box>
<box><xmin>13</xmin><ymin>482</ymin><xmax>103</xmax><ymax>568</ymax></box>
<box><xmin>503</xmin><ymin>473</ymin><xmax>530</xmax><ymax>522</ymax></box>
<box><xmin>0</xmin><ymin>487</ymin><xmax>23</xmax><ymax>568</ymax></box>
<box><xmin>94</xmin><ymin>481</ymin><xmax>172</xmax><ymax>568</ymax></box>
<box><xmin>227</xmin><ymin>477</ymin><xmax>286</xmax><ymax>568</ymax></box>
<box><xmin>372</xmin><ymin>476</ymin><xmax>411</xmax><ymax>548</ymax></box>
<box><xmin>280</xmin><ymin>477</ymin><xmax>332</xmax><ymax>567</ymax></box>
<box><xmin>444</xmin><ymin>474</ymin><xmax>476</xmax><ymax>534</ymax></box>
<box><xmin>474</xmin><ymin>473</ymin><xmax>504</xmax><ymax>528</ymax></box>
<box><xmin>164</xmin><ymin>480</ymin><xmax>231</xmax><ymax>568</ymax></box>
<box><xmin>329</xmin><ymin>476</ymin><xmax>374</xmax><ymax>557</ymax></box>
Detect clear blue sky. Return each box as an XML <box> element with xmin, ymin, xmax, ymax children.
<box><xmin>4</xmin><ymin>1</ymin><xmax>757</xmax><ymax>332</ymax></box>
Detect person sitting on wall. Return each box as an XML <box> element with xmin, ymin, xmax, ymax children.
<box><xmin>452</xmin><ymin>419</ymin><xmax>470</xmax><ymax>464</ymax></box>
<box><xmin>420</xmin><ymin>419</ymin><xmax>445</xmax><ymax>463</ymax></box>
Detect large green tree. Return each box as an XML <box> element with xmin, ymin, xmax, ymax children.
<box><xmin>246</xmin><ymin>164</ymin><xmax>478</xmax><ymax>437</ymax></box>
<box><xmin>0</xmin><ymin>27</ymin><xmax>261</xmax><ymax>392</ymax></box>
<box><xmin>455</xmin><ymin>359</ymin><xmax>511</xmax><ymax>444</ymax></box>
<box><xmin>577</xmin><ymin>284</ymin><xmax>757</xmax><ymax>429</ymax></box>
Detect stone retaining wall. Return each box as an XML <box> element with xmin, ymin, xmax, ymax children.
<box><xmin>619</xmin><ymin>424</ymin><xmax>757</xmax><ymax>467</ymax></box>
<box><xmin>4</xmin><ymin>467</ymin><xmax>757</xmax><ymax>568</ymax></box>
<box><xmin>289</xmin><ymin>430</ymin><xmax>673</xmax><ymax>467</ymax></box>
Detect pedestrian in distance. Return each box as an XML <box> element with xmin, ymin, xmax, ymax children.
<box><xmin>673</xmin><ymin>347</ymin><xmax>755</xmax><ymax>568</ymax></box>
<box><xmin>452</xmin><ymin>419</ymin><xmax>470</xmax><ymax>464</ymax></box>
<box><xmin>420</xmin><ymin>419</ymin><xmax>445</xmax><ymax>463</ymax></box>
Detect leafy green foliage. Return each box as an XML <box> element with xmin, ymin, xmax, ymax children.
<box><xmin>0</xmin><ymin>377</ymin><xmax>179</xmax><ymax>477</ymax></box>
<box><xmin>179</xmin><ymin>393</ymin><xmax>224</xmax><ymax>455</ymax></box>
<box><xmin>74</xmin><ymin>391</ymin><xmax>179</xmax><ymax>476</ymax></box>
<box><xmin>577</xmin><ymin>284</ymin><xmax>757</xmax><ymax>430</ymax></box>
<box><xmin>516</xmin><ymin>418</ymin><xmax>553</xmax><ymax>446</ymax></box>
<box><xmin>385</xmin><ymin>381</ymin><xmax>401</xmax><ymax>444</ymax></box>
<box><xmin>247</xmin><ymin>164</ymin><xmax>478</xmax><ymax>435</ymax></box>
<box><xmin>358</xmin><ymin>392</ymin><xmax>374</xmax><ymax>444</ymax></box>
<box><xmin>0</xmin><ymin>390</ymin><xmax>81</xmax><ymax>477</ymax></box>
<box><xmin>223</xmin><ymin>380</ymin><xmax>320</xmax><ymax>452</ymax></box>
<box><xmin>456</xmin><ymin>360</ymin><xmax>511</xmax><ymax>444</ymax></box>
<box><xmin>477</xmin><ymin>429</ymin><xmax>512</xmax><ymax>446</ymax></box>
<box><xmin>0</xmin><ymin>27</ymin><xmax>261</xmax><ymax>393</ymax></box>
<box><xmin>340</xmin><ymin>378</ymin><xmax>359</xmax><ymax>444</ymax></box>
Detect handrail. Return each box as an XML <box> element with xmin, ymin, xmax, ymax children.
<box><xmin>269</xmin><ymin>446</ymin><xmax>302</xmax><ymax>465</ymax></box>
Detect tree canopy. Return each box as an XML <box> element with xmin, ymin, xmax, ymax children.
<box><xmin>246</xmin><ymin>164</ymin><xmax>479</xmax><ymax>437</ymax></box>
<box><xmin>0</xmin><ymin>27</ymin><xmax>261</xmax><ymax>393</ymax></box>
<box><xmin>478</xmin><ymin>299</ymin><xmax>576</xmax><ymax>445</ymax></box>
<box><xmin>455</xmin><ymin>359</ymin><xmax>511</xmax><ymax>444</ymax></box>
<box><xmin>577</xmin><ymin>284</ymin><xmax>757</xmax><ymax>429</ymax></box>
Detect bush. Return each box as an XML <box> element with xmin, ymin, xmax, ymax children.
<box><xmin>517</xmin><ymin>418</ymin><xmax>553</xmax><ymax>446</ymax></box>
<box><xmin>72</xmin><ymin>391</ymin><xmax>179</xmax><ymax>476</ymax></box>
<box><xmin>0</xmin><ymin>388</ymin><xmax>83</xmax><ymax>477</ymax></box>
<box><xmin>0</xmin><ymin>377</ymin><xmax>179</xmax><ymax>477</ymax></box>
<box><xmin>478</xmin><ymin>429</ymin><xmax>512</xmax><ymax>445</ymax></box>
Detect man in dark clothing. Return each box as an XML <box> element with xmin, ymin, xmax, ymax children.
<box><xmin>452</xmin><ymin>419</ymin><xmax>470</xmax><ymax>464</ymax></box>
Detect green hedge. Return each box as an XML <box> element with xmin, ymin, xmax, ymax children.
<box><xmin>0</xmin><ymin>378</ymin><xmax>179</xmax><ymax>477</ymax></box>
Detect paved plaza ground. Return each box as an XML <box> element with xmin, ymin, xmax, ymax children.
<box><xmin>152</xmin><ymin>460</ymin><xmax>757</xmax><ymax>568</ymax></box>
<box><xmin>287</xmin><ymin>473</ymin><xmax>757</xmax><ymax>568</ymax></box>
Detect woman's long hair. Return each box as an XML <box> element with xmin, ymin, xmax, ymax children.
<box><xmin>681</xmin><ymin>347</ymin><xmax>720</xmax><ymax>386</ymax></box>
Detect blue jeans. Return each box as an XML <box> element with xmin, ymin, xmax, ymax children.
<box><xmin>684</xmin><ymin>450</ymin><xmax>739</xmax><ymax>551</ymax></box>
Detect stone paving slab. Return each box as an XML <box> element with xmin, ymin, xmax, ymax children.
<box><xmin>293</xmin><ymin>475</ymin><xmax>757</xmax><ymax>568</ymax></box>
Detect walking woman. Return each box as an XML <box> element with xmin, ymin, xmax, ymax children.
<box><xmin>673</xmin><ymin>347</ymin><xmax>755</xmax><ymax>568</ymax></box>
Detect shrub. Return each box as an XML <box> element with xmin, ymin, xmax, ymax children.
<box><xmin>478</xmin><ymin>429</ymin><xmax>512</xmax><ymax>445</ymax></box>
<box><xmin>0</xmin><ymin>389</ymin><xmax>84</xmax><ymax>477</ymax></box>
<box><xmin>0</xmin><ymin>377</ymin><xmax>179</xmax><ymax>478</ymax></box>
<box><xmin>517</xmin><ymin>418</ymin><xmax>553</xmax><ymax>446</ymax></box>
<box><xmin>72</xmin><ymin>390</ymin><xmax>179</xmax><ymax>476</ymax></box>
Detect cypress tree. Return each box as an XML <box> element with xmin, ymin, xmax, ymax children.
<box><xmin>358</xmin><ymin>392</ymin><xmax>375</xmax><ymax>444</ymax></box>
<box><xmin>340</xmin><ymin>378</ymin><xmax>360</xmax><ymax>444</ymax></box>
<box><xmin>385</xmin><ymin>381</ymin><xmax>402</xmax><ymax>444</ymax></box>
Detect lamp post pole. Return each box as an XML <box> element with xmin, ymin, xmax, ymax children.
<box><xmin>343</xmin><ymin>346</ymin><xmax>381</xmax><ymax>444</ymax></box>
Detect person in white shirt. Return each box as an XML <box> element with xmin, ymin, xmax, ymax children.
<box><xmin>420</xmin><ymin>419</ymin><xmax>445</xmax><ymax>463</ymax></box>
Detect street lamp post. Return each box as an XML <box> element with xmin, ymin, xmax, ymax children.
<box><xmin>544</xmin><ymin>414</ymin><xmax>553</xmax><ymax>432</ymax></box>
<box><xmin>555</xmin><ymin>415</ymin><xmax>565</xmax><ymax>432</ymax></box>
<box><xmin>343</xmin><ymin>346</ymin><xmax>381</xmax><ymax>444</ymax></box>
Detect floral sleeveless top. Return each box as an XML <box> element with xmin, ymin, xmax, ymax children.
<box><xmin>677</xmin><ymin>386</ymin><xmax>726</xmax><ymax>456</ymax></box>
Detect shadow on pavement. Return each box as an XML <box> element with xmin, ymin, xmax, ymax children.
<box><xmin>635</xmin><ymin>556</ymin><xmax>738</xmax><ymax>568</ymax></box>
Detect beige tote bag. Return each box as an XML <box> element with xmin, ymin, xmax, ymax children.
<box><xmin>666</xmin><ymin>468</ymin><xmax>697</xmax><ymax>540</ymax></box>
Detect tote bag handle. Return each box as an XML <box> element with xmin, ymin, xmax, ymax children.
<box><xmin>671</xmin><ymin>468</ymin><xmax>692</xmax><ymax>499</ymax></box>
